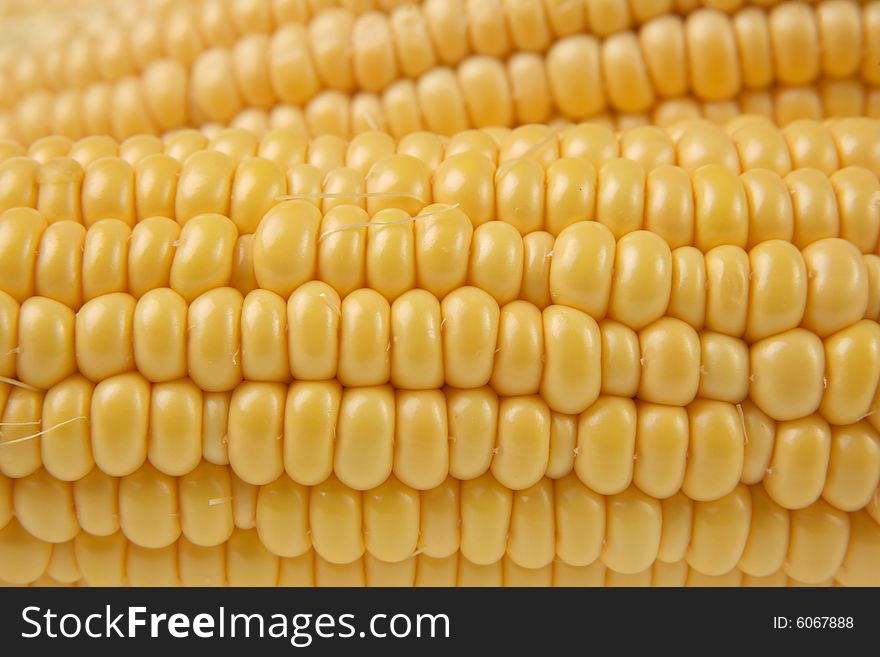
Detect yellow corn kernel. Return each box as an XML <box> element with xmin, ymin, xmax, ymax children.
<box><xmin>13</xmin><ymin>468</ymin><xmax>78</xmax><ymax>543</ymax></box>
<box><xmin>0</xmin><ymin>519</ymin><xmax>52</xmax><ymax>584</ymax></box>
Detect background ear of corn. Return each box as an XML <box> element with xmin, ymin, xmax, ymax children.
<box><xmin>0</xmin><ymin>0</ymin><xmax>877</xmax><ymax>587</ymax></box>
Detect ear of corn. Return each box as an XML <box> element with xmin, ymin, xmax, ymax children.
<box><xmin>3</xmin><ymin>1</ymin><xmax>880</xmax><ymax>142</ymax></box>
<box><xmin>2</xmin><ymin>473</ymin><xmax>879</xmax><ymax>586</ymax></box>
<box><xmin>0</xmin><ymin>0</ymin><xmax>878</xmax><ymax>588</ymax></box>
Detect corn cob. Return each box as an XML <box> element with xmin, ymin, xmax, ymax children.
<box><xmin>2</xmin><ymin>471</ymin><xmax>879</xmax><ymax>586</ymax></box>
<box><xmin>4</xmin><ymin>0</ymin><xmax>873</xmax><ymax>114</ymax></box>
<box><xmin>9</xmin><ymin>551</ymin><xmax>877</xmax><ymax>588</ymax></box>
<box><xmin>0</xmin><ymin>129</ymin><xmax>879</xmax><ymax>589</ymax></box>
<box><xmin>4</xmin><ymin>1</ymin><xmax>880</xmax><ymax>145</ymax></box>
<box><xmin>2</xmin><ymin>0</ymin><xmax>879</xmax><ymax>589</ymax></box>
